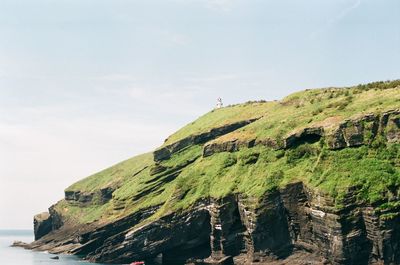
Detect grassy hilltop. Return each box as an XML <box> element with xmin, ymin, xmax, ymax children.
<box><xmin>57</xmin><ymin>80</ymin><xmax>400</xmax><ymax>226</ymax></box>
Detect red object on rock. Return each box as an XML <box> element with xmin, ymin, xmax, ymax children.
<box><xmin>130</xmin><ymin>262</ymin><xmax>145</xmax><ymax>265</ymax></box>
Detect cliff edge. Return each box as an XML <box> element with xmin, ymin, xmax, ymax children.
<box><xmin>26</xmin><ymin>80</ymin><xmax>400</xmax><ymax>265</ymax></box>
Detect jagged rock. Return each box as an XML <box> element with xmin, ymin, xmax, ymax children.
<box><xmin>64</xmin><ymin>190</ymin><xmax>80</xmax><ymax>201</ymax></box>
<box><xmin>153</xmin><ymin>147</ymin><xmax>172</xmax><ymax>161</ymax></box>
<box><xmin>203</xmin><ymin>139</ymin><xmax>239</xmax><ymax>157</ymax></box>
<box><xmin>78</xmin><ymin>193</ymin><xmax>94</xmax><ymax>203</ymax></box>
<box><xmin>100</xmin><ymin>187</ymin><xmax>114</xmax><ymax>204</ymax></box>
<box><xmin>150</xmin><ymin>163</ymin><xmax>168</xmax><ymax>175</ymax></box>
<box><xmin>325</xmin><ymin>127</ymin><xmax>347</xmax><ymax>149</ymax></box>
<box><xmin>203</xmin><ymin>139</ymin><xmax>255</xmax><ymax>157</ymax></box>
<box><xmin>238</xmin><ymin>192</ymin><xmax>292</xmax><ymax>262</ymax></box>
<box><xmin>34</xmin><ymin>212</ymin><xmax>53</xmax><ymax>240</ymax></box>
<box><xmin>11</xmin><ymin>241</ymin><xmax>29</xmax><ymax>248</ymax></box>
<box><xmin>27</xmin><ymin>180</ymin><xmax>400</xmax><ymax>265</ymax></box>
<box><xmin>284</xmin><ymin>114</ymin><xmax>381</xmax><ymax>150</ymax></box>
<box><xmin>384</xmin><ymin>110</ymin><xmax>400</xmax><ymax>143</ymax></box>
<box><xmin>86</xmin><ymin>204</ymin><xmax>211</xmax><ymax>264</ymax></box>
<box><xmin>207</xmin><ymin>196</ymin><xmax>246</xmax><ymax>260</ymax></box>
<box><xmin>342</xmin><ymin>120</ymin><xmax>366</xmax><ymax>146</ymax></box>
<box><xmin>65</xmin><ymin>190</ymin><xmax>93</xmax><ymax>203</ymax></box>
<box><xmin>343</xmin><ymin>114</ymin><xmax>379</xmax><ymax>147</ymax></box>
<box><xmin>326</xmin><ymin>112</ymin><xmax>400</xmax><ymax>149</ymax></box>
<box><xmin>49</xmin><ymin>205</ymin><xmax>63</xmax><ymax>231</ymax></box>
<box><xmin>65</xmin><ymin>189</ymin><xmax>114</xmax><ymax>205</ymax></box>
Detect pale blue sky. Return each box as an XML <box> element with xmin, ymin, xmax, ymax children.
<box><xmin>0</xmin><ymin>0</ymin><xmax>399</xmax><ymax>229</ymax></box>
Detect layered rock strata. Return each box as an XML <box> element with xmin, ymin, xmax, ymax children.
<box><xmin>154</xmin><ymin>118</ymin><xmax>260</xmax><ymax>162</ymax></box>
<box><xmin>27</xmin><ymin>182</ymin><xmax>400</xmax><ymax>265</ymax></box>
<box><xmin>202</xmin><ymin>110</ymin><xmax>400</xmax><ymax>157</ymax></box>
<box><xmin>25</xmin><ymin>108</ymin><xmax>400</xmax><ymax>265</ymax></box>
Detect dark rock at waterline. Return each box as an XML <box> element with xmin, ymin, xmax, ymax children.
<box><xmin>34</xmin><ymin>212</ymin><xmax>53</xmax><ymax>241</ymax></box>
<box><xmin>11</xmin><ymin>241</ymin><xmax>29</xmax><ymax>248</ymax></box>
<box><xmin>25</xmin><ymin>183</ymin><xmax>400</xmax><ymax>264</ymax></box>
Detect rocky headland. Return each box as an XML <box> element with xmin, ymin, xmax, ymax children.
<box><xmin>21</xmin><ymin>80</ymin><xmax>400</xmax><ymax>265</ymax></box>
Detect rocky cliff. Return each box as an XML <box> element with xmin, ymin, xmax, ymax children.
<box><xmin>25</xmin><ymin>80</ymin><xmax>400</xmax><ymax>265</ymax></box>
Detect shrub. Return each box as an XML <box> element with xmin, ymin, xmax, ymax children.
<box><xmin>286</xmin><ymin>144</ymin><xmax>319</xmax><ymax>164</ymax></box>
<box><xmin>241</xmin><ymin>153</ymin><xmax>260</xmax><ymax>165</ymax></box>
<box><xmin>222</xmin><ymin>155</ymin><xmax>237</xmax><ymax>168</ymax></box>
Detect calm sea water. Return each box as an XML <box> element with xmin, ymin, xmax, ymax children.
<box><xmin>0</xmin><ymin>230</ymin><xmax>122</xmax><ymax>265</ymax></box>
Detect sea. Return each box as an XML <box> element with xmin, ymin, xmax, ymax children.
<box><xmin>0</xmin><ymin>230</ymin><xmax>122</xmax><ymax>265</ymax></box>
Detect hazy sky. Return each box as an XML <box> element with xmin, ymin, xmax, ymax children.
<box><xmin>0</xmin><ymin>0</ymin><xmax>399</xmax><ymax>229</ymax></box>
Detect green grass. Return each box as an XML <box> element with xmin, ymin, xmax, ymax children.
<box><xmin>310</xmin><ymin>144</ymin><xmax>400</xmax><ymax>206</ymax></box>
<box><xmin>211</xmin><ymin>83</ymin><xmax>400</xmax><ymax>146</ymax></box>
<box><xmin>53</xmin><ymin>200</ymin><xmax>113</xmax><ymax>224</ymax></box>
<box><xmin>66</xmin><ymin>152</ymin><xmax>153</xmax><ymax>193</ymax></box>
<box><xmin>58</xmin><ymin>142</ymin><xmax>400</xmax><ymax>224</ymax></box>
<box><xmin>160</xmin><ymin>144</ymin><xmax>203</xmax><ymax>168</ymax></box>
<box><xmin>163</xmin><ymin>101</ymin><xmax>270</xmax><ymax>146</ymax></box>
<box><xmin>54</xmin><ymin>80</ymin><xmax>400</xmax><ymax>226</ymax></box>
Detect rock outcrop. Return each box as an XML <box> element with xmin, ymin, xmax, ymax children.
<box><xmin>26</xmin><ymin>108</ymin><xmax>400</xmax><ymax>264</ymax></box>
<box><xmin>65</xmin><ymin>187</ymin><xmax>115</xmax><ymax>205</ymax></box>
<box><xmin>24</xmin><ymin>83</ymin><xmax>400</xmax><ymax>265</ymax></box>
<box><xmin>382</xmin><ymin>110</ymin><xmax>400</xmax><ymax>143</ymax></box>
<box><xmin>202</xmin><ymin>110</ymin><xmax>400</xmax><ymax>157</ymax></box>
<box><xmin>26</xmin><ymin>182</ymin><xmax>400</xmax><ymax>265</ymax></box>
<box><xmin>65</xmin><ymin>190</ymin><xmax>94</xmax><ymax>203</ymax></box>
<box><xmin>154</xmin><ymin>118</ymin><xmax>259</xmax><ymax>161</ymax></box>
<box><xmin>286</xmin><ymin>110</ymin><xmax>399</xmax><ymax>150</ymax></box>
<box><xmin>203</xmin><ymin>139</ymin><xmax>256</xmax><ymax>157</ymax></box>
<box><xmin>34</xmin><ymin>212</ymin><xmax>53</xmax><ymax>240</ymax></box>
<box><xmin>86</xmin><ymin>204</ymin><xmax>211</xmax><ymax>264</ymax></box>
<box><xmin>325</xmin><ymin>114</ymin><xmax>380</xmax><ymax>149</ymax></box>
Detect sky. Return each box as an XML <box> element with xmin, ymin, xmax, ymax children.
<box><xmin>0</xmin><ymin>0</ymin><xmax>399</xmax><ymax>229</ymax></box>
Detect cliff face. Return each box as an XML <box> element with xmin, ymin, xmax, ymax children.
<box><xmin>30</xmin><ymin>182</ymin><xmax>400</xmax><ymax>265</ymax></box>
<box><xmin>27</xmin><ymin>81</ymin><xmax>400</xmax><ymax>265</ymax></box>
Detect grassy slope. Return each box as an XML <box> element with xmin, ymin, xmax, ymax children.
<box><xmin>66</xmin><ymin>152</ymin><xmax>153</xmax><ymax>192</ymax></box>
<box><xmin>57</xmin><ymin>153</ymin><xmax>154</xmax><ymax>224</ymax></box>
<box><xmin>56</xmin><ymin>80</ymin><xmax>400</xmax><ymax>226</ymax></box>
<box><xmin>163</xmin><ymin>101</ymin><xmax>269</xmax><ymax>146</ymax></box>
<box><xmin>212</xmin><ymin>83</ymin><xmax>400</xmax><ymax>145</ymax></box>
